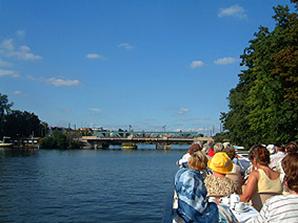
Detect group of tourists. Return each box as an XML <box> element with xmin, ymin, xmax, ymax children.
<box><xmin>174</xmin><ymin>141</ymin><xmax>298</xmax><ymax>223</ymax></box>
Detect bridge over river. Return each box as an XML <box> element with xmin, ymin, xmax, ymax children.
<box><xmin>80</xmin><ymin>131</ymin><xmax>213</xmax><ymax>150</ymax></box>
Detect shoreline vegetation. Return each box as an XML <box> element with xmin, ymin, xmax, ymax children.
<box><xmin>1</xmin><ymin>1</ymin><xmax>297</xmax><ymax>150</ymax></box>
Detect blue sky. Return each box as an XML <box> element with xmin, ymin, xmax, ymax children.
<box><xmin>0</xmin><ymin>0</ymin><xmax>294</xmax><ymax>134</ymax></box>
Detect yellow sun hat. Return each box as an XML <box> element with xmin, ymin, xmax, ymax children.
<box><xmin>208</xmin><ymin>152</ymin><xmax>233</xmax><ymax>174</ymax></box>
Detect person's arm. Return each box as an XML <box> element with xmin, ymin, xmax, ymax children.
<box><xmin>240</xmin><ymin>170</ymin><xmax>258</xmax><ymax>202</ymax></box>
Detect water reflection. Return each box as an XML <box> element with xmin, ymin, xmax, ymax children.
<box><xmin>0</xmin><ymin>148</ymin><xmax>38</xmax><ymax>157</ymax></box>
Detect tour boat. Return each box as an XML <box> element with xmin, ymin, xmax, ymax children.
<box><xmin>0</xmin><ymin>137</ymin><xmax>13</xmax><ymax>148</ymax></box>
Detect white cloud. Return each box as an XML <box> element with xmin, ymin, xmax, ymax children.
<box><xmin>0</xmin><ymin>69</ymin><xmax>19</xmax><ymax>78</ymax></box>
<box><xmin>214</xmin><ymin>57</ymin><xmax>238</xmax><ymax>65</ymax></box>
<box><xmin>86</xmin><ymin>53</ymin><xmax>105</xmax><ymax>60</ymax></box>
<box><xmin>218</xmin><ymin>5</ymin><xmax>247</xmax><ymax>19</ymax></box>
<box><xmin>89</xmin><ymin>108</ymin><xmax>101</xmax><ymax>113</ymax></box>
<box><xmin>118</xmin><ymin>43</ymin><xmax>134</xmax><ymax>50</ymax></box>
<box><xmin>178</xmin><ymin>107</ymin><xmax>189</xmax><ymax>115</ymax></box>
<box><xmin>0</xmin><ymin>59</ymin><xmax>12</xmax><ymax>67</ymax></box>
<box><xmin>190</xmin><ymin>60</ymin><xmax>204</xmax><ymax>69</ymax></box>
<box><xmin>0</xmin><ymin>38</ymin><xmax>42</xmax><ymax>61</ymax></box>
<box><xmin>46</xmin><ymin>77</ymin><xmax>80</xmax><ymax>87</ymax></box>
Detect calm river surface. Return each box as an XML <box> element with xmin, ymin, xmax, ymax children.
<box><xmin>0</xmin><ymin>148</ymin><xmax>185</xmax><ymax>223</ymax></box>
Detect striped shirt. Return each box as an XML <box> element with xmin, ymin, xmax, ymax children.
<box><xmin>249</xmin><ymin>194</ymin><xmax>298</xmax><ymax>223</ymax></box>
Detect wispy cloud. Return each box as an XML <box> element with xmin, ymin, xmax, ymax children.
<box><xmin>0</xmin><ymin>69</ymin><xmax>19</xmax><ymax>78</ymax></box>
<box><xmin>118</xmin><ymin>43</ymin><xmax>134</xmax><ymax>50</ymax></box>
<box><xmin>0</xmin><ymin>38</ymin><xmax>42</xmax><ymax>61</ymax></box>
<box><xmin>0</xmin><ymin>59</ymin><xmax>12</xmax><ymax>67</ymax></box>
<box><xmin>190</xmin><ymin>60</ymin><xmax>204</xmax><ymax>69</ymax></box>
<box><xmin>46</xmin><ymin>77</ymin><xmax>80</xmax><ymax>87</ymax></box>
<box><xmin>214</xmin><ymin>57</ymin><xmax>238</xmax><ymax>65</ymax></box>
<box><xmin>13</xmin><ymin>90</ymin><xmax>22</xmax><ymax>95</ymax></box>
<box><xmin>86</xmin><ymin>53</ymin><xmax>105</xmax><ymax>60</ymax></box>
<box><xmin>218</xmin><ymin>5</ymin><xmax>247</xmax><ymax>19</ymax></box>
<box><xmin>89</xmin><ymin>108</ymin><xmax>101</xmax><ymax>113</ymax></box>
<box><xmin>178</xmin><ymin>107</ymin><xmax>189</xmax><ymax>115</ymax></box>
<box><xmin>16</xmin><ymin>30</ymin><xmax>26</xmax><ymax>38</ymax></box>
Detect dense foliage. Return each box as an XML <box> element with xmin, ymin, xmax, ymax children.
<box><xmin>0</xmin><ymin>93</ymin><xmax>46</xmax><ymax>139</ymax></box>
<box><xmin>40</xmin><ymin>130</ymin><xmax>81</xmax><ymax>149</ymax></box>
<box><xmin>221</xmin><ymin>2</ymin><xmax>298</xmax><ymax>148</ymax></box>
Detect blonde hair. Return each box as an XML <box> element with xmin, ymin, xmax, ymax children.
<box><xmin>188</xmin><ymin>150</ymin><xmax>208</xmax><ymax>171</ymax></box>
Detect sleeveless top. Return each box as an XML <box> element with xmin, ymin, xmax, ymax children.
<box><xmin>257</xmin><ymin>169</ymin><xmax>282</xmax><ymax>193</ymax></box>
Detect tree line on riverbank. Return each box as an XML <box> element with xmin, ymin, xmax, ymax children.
<box><xmin>0</xmin><ymin>93</ymin><xmax>80</xmax><ymax>149</ymax></box>
<box><xmin>217</xmin><ymin>1</ymin><xmax>298</xmax><ymax>148</ymax></box>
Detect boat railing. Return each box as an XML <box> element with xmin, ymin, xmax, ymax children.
<box><xmin>162</xmin><ymin>189</ymin><xmax>176</xmax><ymax>223</ymax></box>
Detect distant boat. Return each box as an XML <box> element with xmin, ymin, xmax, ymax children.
<box><xmin>0</xmin><ymin>137</ymin><xmax>13</xmax><ymax>148</ymax></box>
<box><xmin>122</xmin><ymin>143</ymin><xmax>137</xmax><ymax>150</ymax></box>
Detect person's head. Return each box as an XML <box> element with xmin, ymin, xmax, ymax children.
<box><xmin>282</xmin><ymin>153</ymin><xmax>298</xmax><ymax>193</ymax></box>
<box><xmin>188</xmin><ymin>143</ymin><xmax>202</xmax><ymax>155</ymax></box>
<box><xmin>207</xmin><ymin>139</ymin><xmax>214</xmax><ymax>148</ymax></box>
<box><xmin>275</xmin><ymin>143</ymin><xmax>285</xmax><ymax>152</ymax></box>
<box><xmin>223</xmin><ymin>146</ymin><xmax>236</xmax><ymax>160</ymax></box>
<box><xmin>248</xmin><ymin>145</ymin><xmax>270</xmax><ymax>167</ymax></box>
<box><xmin>213</xmin><ymin>143</ymin><xmax>223</xmax><ymax>153</ymax></box>
<box><xmin>207</xmin><ymin>152</ymin><xmax>233</xmax><ymax>175</ymax></box>
<box><xmin>285</xmin><ymin>142</ymin><xmax>298</xmax><ymax>154</ymax></box>
<box><xmin>188</xmin><ymin>150</ymin><xmax>208</xmax><ymax>171</ymax></box>
<box><xmin>223</xmin><ymin>142</ymin><xmax>231</xmax><ymax>149</ymax></box>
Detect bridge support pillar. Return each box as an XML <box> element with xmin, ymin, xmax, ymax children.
<box><xmin>93</xmin><ymin>142</ymin><xmax>109</xmax><ymax>149</ymax></box>
<box><xmin>156</xmin><ymin>143</ymin><xmax>171</xmax><ymax>150</ymax></box>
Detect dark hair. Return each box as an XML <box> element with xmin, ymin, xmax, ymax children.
<box><xmin>285</xmin><ymin>142</ymin><xmax>298</xmax><ymax>154</ymax></box>
<box><xmin>188</xmin><ymin>143</ymin><xmax>202</xmax><ymax>155</ymax></box>
<box><xmin>282</xmin><ymin>153</ymin><xmax>298</xmax><ymax>193</ymax></box>
<box><xmin>275</xmin><ymin>143</ymin><xmax>285</xmax><ymax>152</ymax></box>
<box><xmin>223</xmin><ymin>146</ymin><xmax>236</xmax><ymax>160</ymax></box>
<box><xmin>248</xmin><ymin>144</ymin><xmax>270</xmax><ymax>165</ymax></box>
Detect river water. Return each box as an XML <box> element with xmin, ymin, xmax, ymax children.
<box><xmin>0</xmin><ymin>148</ymin><xmax>185</xmax><ymax>223</ymax></box>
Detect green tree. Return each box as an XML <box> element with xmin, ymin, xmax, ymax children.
<box><xmin>0</xmin><ymin>93</ymin><xmax>13</xmax><ymax>137</ymax></box>
<box><xmin>3</xmin><ymin>110</ymin><xmax>43</xmax><ymax>138</ymax></box>
<box><xmin>221</xmin><ymin>3</ymin><xmax>298</xmax><ymax>147</ymax></box>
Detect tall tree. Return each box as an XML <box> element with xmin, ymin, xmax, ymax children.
<box><xmin>3</xmin><ymin>110</ymin><xmax>43</xmax><ymax>138</ymax></box>
<box><xmin>0</xmin><ymin>94</ymin><xmax>13</xmax><ymax>137</ymax></box>
<box><xmin>221</xmin><ymin>3</ymin><xmax>298</xmax><ymax>147</ymax></box>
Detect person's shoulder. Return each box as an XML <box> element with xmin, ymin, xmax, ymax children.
<box><xmin>266</xmin><ymin>194</ymin><xmax>298</xmax><ymax>206</ymax></box>
<box><xmin>176</xmin><ymin>167</ymin><xmax>188</xmax><ymax>175</ymax></box>
<box><xmin>204</xmin><ymin>174</ymin><xmax>213</xmax><ymax>183</ymax></box>
<box><xmin>250</xmin><ymin>169</ymin><xmax>259</xmax><ymax>177</ymax></box>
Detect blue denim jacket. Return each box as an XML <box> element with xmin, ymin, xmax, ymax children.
<box><xmin>175</xmin><ymin>168</ymin><xmax>219</xmax><ymax>223</ymax></box>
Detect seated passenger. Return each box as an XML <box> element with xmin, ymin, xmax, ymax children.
<box><xmin>269</xmin><ymin>143</ymin><xmax>285</xmax><ymax>171</ymax></box>
<box><xmin>250</xmin><ymin>153</ymin><xmax>298</xmax><ymax>222</ymax></box>
<box><xmin>176</xmin><ymin>143</ymin><xmax>202</xmax><ymax>168</ymax></box>
<box><xmin>204</xmin><ymin>152</ymin><xmax>237</xmax><ymax>202</ymax></box>
<box><xmin>174</xmin><ymin>151</ymin><xmax>218</xmax><ymax>223</ymax></box>
<box><xmin>278</xmin><ymin>142</ymin><xmax>298</xmax><ymax>183</ymax></box>
<box><xmin>223</xmin><ymin>146</ymin><xmax>243</xmax><ymax>194</ymax></box>
<box><xmin>240</xmin><ymin>145</ymin><xmax>282</xmax><ymax>211</ymax></box>
<box><xmin>213</xmin><ymin>142</ymin><xmax>223</xmax><ymax>153</ymax></box>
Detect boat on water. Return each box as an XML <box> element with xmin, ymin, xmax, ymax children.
<box><xmin>0</xmin><ymin>137</ymin><xmax>13</xmax><ymax>148</ymax></box>
<box><xmin>121</xmin><ymin>143</ymin><xmax>137</xmax><ymax>150</ymax></box>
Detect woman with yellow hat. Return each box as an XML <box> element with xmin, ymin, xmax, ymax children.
<box><xmin>204</xmin><ymin>152</ymin><xmax>237</xmax><ymax>202</ymax></box>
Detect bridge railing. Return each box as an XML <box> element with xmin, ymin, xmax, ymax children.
<box><xmin>91</xmin><ymin>130</ymin><xmax>204</xmax><ymax>139</ymax></box>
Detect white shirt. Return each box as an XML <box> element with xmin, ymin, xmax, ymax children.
<box><xmin>177</xmin><ymin>153</ymin><xmax>191</xmax><ymax>167</ymax></box>
<box><xmin>249</xmin><ymin>194</ymin><xmax>298</xmax><ymax>223</ymax></box>
<box><xmin>270</xmin><ymin>151</ymin><xmax>286</xmax><ymax>170</ymax></box>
